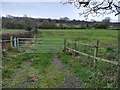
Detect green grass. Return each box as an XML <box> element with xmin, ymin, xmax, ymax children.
<box><xmin>2</xmin><ymin>29</ymin><xmax>26</xmax><ymax>33</ymax></box>
<box><xmin>37</xmin><ymin>29</ymin><xmax>118</xmax><ymax>88</ymax></box>
<box><xmin>2</xmin><ymin>49</ymin><xmax>68</xmax><ymax>88</ymax></box>
<box><xmin>31</xmin><ymin>53</ymin><xmax>52</xmax><ymax>72</ymax></box>
<box><xmin>38</xmin><ymin>29</ymin><xmax>118</xmax><ymax>44</ymax></box>
<box><xmin>2</xmin><ymin>49</ymin><xmax>33</xmax><ymax>78</ymax></box>
<box><xmin>2</xmin><ymin>49</ymin><xmax>53</xmax><ymax>87</ymax></box>
<box><xmin>2</xmin><ymin>29</ymin><xmax>118</xmax><ymax>88</ymax></box>
<box><xmin>37</xmin><ymin>29</ymin><xmax>118</xmax><ymax>61</ymax></box>
<box><xmin>58</xmin><ymin>53</ymin><xmax>118</xmax><ymax>88</ymax></box>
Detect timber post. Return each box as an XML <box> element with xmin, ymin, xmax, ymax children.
<box><xmin>10</xmin><ymin>36</ymin><xmax>13</xmax><ymax>48</ymax></box>
<box><xmin>94</xmin><ymin>40</ymin><xmax>99</xmax><ymax>68</ymax></box>
<box><xmin>63</xmin><ymin>38</ymin><xmax>67</xmax><ymax>52</ymax></box>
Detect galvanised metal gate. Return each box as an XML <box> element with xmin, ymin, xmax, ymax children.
<box><xmin>16</xmin><ymin>38</ymin><xmax>64</xmax><ymax>53</ymax></box>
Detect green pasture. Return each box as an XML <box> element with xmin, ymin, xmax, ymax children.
<box><xmin>36</xmin><ymin>29</ymin><xmax>118</xmax><ymax>61</ymax></box>
<box><xmin>2</xmin><ymin>29</ymin><xmax>26</xmax><ymax>33</ymax></box>
<box><xmin>38</xmin><ymin>29</ymin><xmax>118</xmax><ymax>45</ymax></box>
<box><xmin>2</xmin><ymin>29</ymin><xmax>118</xmax><ymax>88</ymax></box>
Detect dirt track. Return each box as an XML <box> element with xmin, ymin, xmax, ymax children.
<box><xmin>52</xmin><ymin>54</ymin><xmax>85</xmax><ymax>88</ymax></box>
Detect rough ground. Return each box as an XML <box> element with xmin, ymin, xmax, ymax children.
<box><xmin>52</xmin><ymin>54</ymin><xmax>85</xmax><ymax>88</ymax></box>
<box><xmin>4</xmin><ymin>61</ymin><xmax>40</xmax><ymax>88</ymax></box>
<box><xmin>3</xmin><ymin>53</ymin><xmax>85</xmax><ymax>88</ymax></box>
<box><xmin>59</xmin><ymin>75</ymin><xmax>85</xmax><ymax>88</ymax></box>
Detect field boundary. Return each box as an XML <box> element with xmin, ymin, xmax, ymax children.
<box><xmin>2</xmin><ymin>37</ymin><xmax>64</xmax><ymax>53</ymax></box>
<box><xmin>2</xmin><ymin>36</ymin><xmax>119</xmax><ymax>66</ymax></box>
<box><xmin>63</xmin><ymin>39</ymin><xmax>118</xmax><ymax>66</ymax></box>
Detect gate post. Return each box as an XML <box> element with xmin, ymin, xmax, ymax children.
<box><xmin>14</xmin><ymin>37</ymin><xmax>17</xmax><ymax>48</ymax></box>
<box><xmin>10</xmin><ymin>36</ymin><xmax>13</xmax><ymax>48</ymax></box>
<box><xmin>17</xmin><ymin>38</ymin><xmax>19</xmax><ymax>50</ymax></box>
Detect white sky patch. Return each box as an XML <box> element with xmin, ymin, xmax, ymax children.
<box><xmin>2</xmin><ymin>0</ymin><xmax>120</xmax><ymax>3</ymax></box>
<box><xmin>2</xmin><ymin>0</ymin><xmax>61</xmax><ymax>2</ymax></box>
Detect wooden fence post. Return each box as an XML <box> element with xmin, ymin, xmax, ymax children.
<box><xmin>10</xmin><ymin>36</ymin><xmax>13</xmax><ymax>48</ymax></box>
<box><xmin>74</xmin><ymin>42</ymin><xmax>77</xmax><ymax>50</ymax></box>
<box><xmin>74</xmin><ymin>42</ymin><xmax>77</xmax><ymax>56</ymax></box>
<box><xmin>14</xmin><ymin>37</ymin><xmax>17</xmax><ymax>48</ymax></box>
<box><xmin>63</xmin><ymin>38</ymin><xmax>66</xmax><ymax>52</ymax></box>
<box><xmin>94</xmin><ymin>40</ymin><xmax>99</xmax><ymax>68</ymax></box>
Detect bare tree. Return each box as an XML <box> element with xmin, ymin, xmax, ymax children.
<box><xmin>61</xmin><ymin>0</ymin><xmax>120</xmax><ymax>19</ymax></box>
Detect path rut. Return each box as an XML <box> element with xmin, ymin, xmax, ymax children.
<box><xmin>52</xmin><ymin>54</ymin><xmax>85</xmax><ymax>88</ymax></box>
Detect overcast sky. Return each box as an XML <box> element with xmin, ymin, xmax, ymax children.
<box><xmin>1</xmin><ymin>1</ymin><xmax>119</xmax><ymax>22</ymax></box>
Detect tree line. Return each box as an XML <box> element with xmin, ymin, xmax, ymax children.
<box><xmin>2</xmin><ymin>15</ymin><xmax>120</xmax><ymax>30</ymax></box>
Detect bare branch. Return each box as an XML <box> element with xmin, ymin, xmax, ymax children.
<box><xmin>61</xmin><ymin>0</ymin><xmax>120</xmax><ymax>18</ymax></box>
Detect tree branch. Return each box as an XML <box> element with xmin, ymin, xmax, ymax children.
<box><xmin>61</xmin><ymin>0</ymin><xmax>120</xmax><ymax>18</ymax></box>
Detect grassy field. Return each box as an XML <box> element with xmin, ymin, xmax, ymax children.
<box><xmin>2</xmin><ymin>29</ymin><xmax>118</xmax><ymax>88</ymax></box>
<box><xmin>38</xmin><ymin>29</ymin><xmax>118</xmax><ymax>45</ymax></box>
<box><xmin>2</xmin><ymin>29</ymin><xmax>26</xmax><ymax>33</ymax></box>
<box><xmin>37</xmin><ymin>29</ymin><xmax>118</xmax><ymax>61</ymax></box>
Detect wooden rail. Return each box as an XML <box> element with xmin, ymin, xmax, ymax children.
<box><xmin>1</xmin><ymin>40</ymin><xmax>12</xmax><ymax>42</ymax></box>
<box><xmin>66</xmin><ymin>47</ymin><xmax>118</xmax><ymax>65</ymax></box>
<box><xmin>67</xmin><ymin>41</ymin><xmax>118</xmax><ymax>48</ymax></box>
<box><xmin>64</xmin><ymin>39</ymin><xmax>119</xmax><ymax>66</ymax></box>
<box><xmin>67</xmin><ymin>41</ymin><xmax>95</xmax><ymax>47</ymax></box>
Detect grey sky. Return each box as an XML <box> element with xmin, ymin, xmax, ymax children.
<box><xmin>1</xmin><ymin>1</ymin><xmax>119</xmax><ymax>22</ymax></box>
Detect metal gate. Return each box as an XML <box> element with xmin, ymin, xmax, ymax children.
<box><xmin>16</xmin><ymin>38</ymin><xmax>64</xmax><ymax>53</ymax></box>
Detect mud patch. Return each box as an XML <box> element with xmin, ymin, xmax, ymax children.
<box><xmin>59</xmin><ymin>75</ymin><xmax>85</xmax><ymax>88</ymax></box>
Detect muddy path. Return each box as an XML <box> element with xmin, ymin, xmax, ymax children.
<box><xmin>52</xmin><ymin>54</ymin><xmax>85</xmax><ymax>88</ymax></box>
